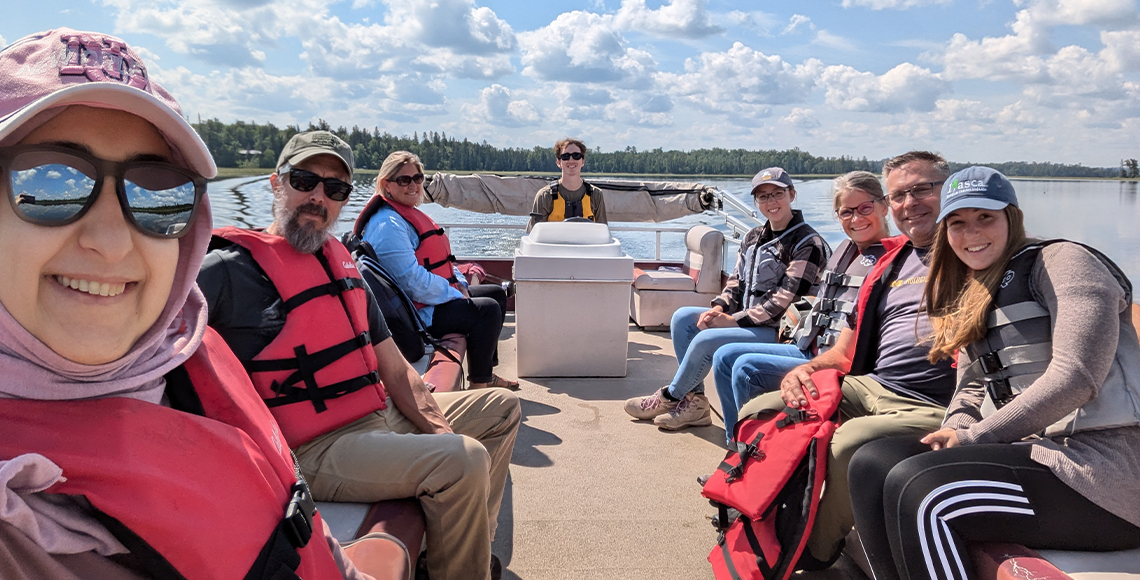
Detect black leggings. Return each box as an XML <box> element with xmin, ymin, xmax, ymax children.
<box><xmin>849</xmin><ymin>437</ymin><xmax>1140</xmax><ymax>580</ymax></box>
<box><xmin>427</xmin><ymin>284</ymin><xmax>506</xmax><ymax>383</ymax></box>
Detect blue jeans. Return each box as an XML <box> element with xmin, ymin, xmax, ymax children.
<box><xmin>712</xmin><ymin>342</ymin><xmax>810</xmax><ymax>443</ymax></box>
<box><xmin>666</xmin><ymin>307</ymin><xmax>778</xmax><ymax>400</ymax></box>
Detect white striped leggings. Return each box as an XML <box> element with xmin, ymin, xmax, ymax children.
<box><xmin>848</xmin><ymin>437</ymin><xmax>1140</xmax><ymax>580</ymax></box>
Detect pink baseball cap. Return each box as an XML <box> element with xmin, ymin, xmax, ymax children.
<box><xmin>0</xmin><ymin>28</ymin><xmax>216</xmax><ymax>178</ymax></box>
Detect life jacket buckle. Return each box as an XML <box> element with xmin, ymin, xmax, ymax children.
<box><xmin>978</xmin><ymin>352</ymin><xmax>1004</xmax><ymax>375</ymax></box>
<box><xmin>815</xmin><ymin>298</ymin><xmax>836</xmax><ymax>313</ymax></box>
<box><xmin>984</xmin><ymin>377</ymin><xmax>1016</xmax><ymax>409</ymax></box>
<box><xmin>283</xmin><ymin>480</ymin><xmax>315</xmax><ymax>549</ymax></box>
<box><xmin>356</xmin><ymin>332</ymin><xmax>371</xmax><ymax>348</ymax></box>
<box><xmin>777</xmin><ymin>408</ymin><xmax>819</xmax><ymax>428</ymax></box>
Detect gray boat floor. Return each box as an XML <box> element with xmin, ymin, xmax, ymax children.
<box><xmin>490</xmin><ymin>315</ymin><xmax>868</xmax><ymax>580</ymax></box>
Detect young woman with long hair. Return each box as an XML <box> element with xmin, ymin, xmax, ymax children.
<box><xmin>847</xmin><ymin>166</ymin><xmax>1140</xmax><ymax>580</ymax></box>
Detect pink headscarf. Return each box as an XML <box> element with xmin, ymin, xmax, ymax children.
<box><xmin>0</xmin><ymin>28</ymin><xmax>219</xmax><ymax>555</ymax></box>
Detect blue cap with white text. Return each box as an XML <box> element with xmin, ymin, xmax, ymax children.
<box><xmin>936</xmin><ymin>166</ymin><xmax>1019</xmax><ymax>223</ymax></box>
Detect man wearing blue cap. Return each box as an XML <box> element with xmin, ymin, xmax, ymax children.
<box><xmin>735</xmin><ymin>151</ymin><xmax>958</xmax><ymax>569</ymax></box>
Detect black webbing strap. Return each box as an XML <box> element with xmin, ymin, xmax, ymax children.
<box><xmin>244</xmin><ymin>332</ymin><xmax>370</xmax><ymax>373</ymax></box>
<box><xmin>417</xmin><ymin>227</ymin><xmax>446</xmax><ymax>242</ymax></box>
<box><xmin>264</xmin><ymin>370</ymin><xmax>380</xmax><ymax>410</ymax></box>
<box><xmin>280</xmin><ymin>277</ymin><xmax>365</xmax><ymax>314</ymax></box>
<box><xmin>776</xmin><ymin>407</ymin><xmax>819</xmax><ymax>429</ymax></box>
<box><xmin>720</xmin><ymin>539</ymin><xmax>744</xmax><ymax>580</ymax></box>
<box><xmin>244</xmin><ymin>480</ymin><xmax>315</xmax><ymax>580</ymax></box>
<box><xmin>742</xmin><ymin>518</ymin><xmax>775</xmax><ymax>578</ymax></box>
<box><xmin>720</xmin><ymin>430</ymin><xmax>766</xmax><ymax>483</ymax></box>
<box><xmin>420</xmin><ymin>254</ymin><xmax>457</xmax><ymax>272</ymax></box>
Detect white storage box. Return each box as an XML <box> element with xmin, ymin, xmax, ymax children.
<box><xmin>514</xmin><ymin>223</ymin><xmax>634</xmax><ymax>377</ymax></box>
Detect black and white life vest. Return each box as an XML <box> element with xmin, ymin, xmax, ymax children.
<box><xmin>739</xmin><ymin>221</ymin><xmax>823</xmax><ymax>312</ymax></box>
<box><xmin>788</xmin><ymin>239</ymin><xmax>885</xmax><ymax>354</ymax></box>
<box><xmin>962</xmin><ymin>240</ymin><xmax>1140</xmax><ymax>436</ymax></box>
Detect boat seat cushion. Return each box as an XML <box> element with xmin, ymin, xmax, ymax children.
<box><xmin>633</xmin><ymin>268</ymin><xmax>696</xmax><ymax>292</ymax></box>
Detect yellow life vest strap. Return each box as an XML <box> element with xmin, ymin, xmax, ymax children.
<box><xmin>548</xmin><ymin>185</ymin><xmax>595</xmax><ymax>222</ymax></box>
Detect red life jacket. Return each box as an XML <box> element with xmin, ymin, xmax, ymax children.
<box><xmin>353</xmin><ymin>194</ymin><xmax>461</xmax><ymax>309</ymax></box>
<box><xmin>214</xmin><ymin>227</ymin><xmax>386</xmax><ymax>448</ymax></box>
<box><xmin>849</xmin><ymin>235</ymin><xmax>913</xmax><ymax>376</ymax></box>
<box><xmin>0</xmin><ymin>329</ymin><xmax>343</xmax><ymax>580</ymax></box>
<box><xmin>702</xmin><ymin>370</ymin><xmax>843</xmax><ymax>580</ymax></box>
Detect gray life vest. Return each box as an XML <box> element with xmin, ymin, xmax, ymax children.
<box><xmin>962</xmin><ymin>241</ymin><xmax>1140</xmax><ymax>437</ymax></box>
<box><xmin>741</xmin><ymin>222</ymin><xmax>817</xmax><ymax>312</ymax></box>
<box><xmin>788</xmin><ymin>239</ymin><xmax>886</xmax><ymax>354</ymax></box>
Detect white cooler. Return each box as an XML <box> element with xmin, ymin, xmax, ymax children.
<box><xmin>513</xmin><ymin>222</ymin><xmax>635</xmax><ymax>377</ymax></box>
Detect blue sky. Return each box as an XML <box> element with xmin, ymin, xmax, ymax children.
<box><xmin>4</xmin><ymin>0</ymin><xmax>1140</xmax><ymax>167</ymax></box>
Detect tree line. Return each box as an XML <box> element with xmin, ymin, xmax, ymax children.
<box><xmin>192</xmin><ymin>118</ymin><xmax>1122</xmax><ymax>178</ymax></box>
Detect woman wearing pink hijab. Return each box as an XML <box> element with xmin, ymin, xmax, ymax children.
<box><xmin>0</xmin><ymin>29</ymin><xmax>405</xmax><ymax>580</ymax></box>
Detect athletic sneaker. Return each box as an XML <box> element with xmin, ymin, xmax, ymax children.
<box><xmin>624</xmin><ymin>387</ymin><xmax>678</xmax><ymax>420</ymax></box>
<box><xmin>654</xmin><ymin>392</ymin><xmax>712</xmax><ymax>430</ymax></box>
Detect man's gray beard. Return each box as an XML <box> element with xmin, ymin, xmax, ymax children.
<box><xmin>273</xmin><ymin>196</ymin><xmax>331</xmax><ymax>254</ymax></box>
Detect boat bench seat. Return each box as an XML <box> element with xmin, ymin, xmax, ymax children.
<box><xmin>416</xmin><ymin>333</ymin><xmax>467</xmax><ymax>392</ymax></box>
<box><xmin>971</xmin><ymin>543</ymin><xmax>1140</xmax><ymax>580</ymax></box>
<box><xmin>630</xmin><ymin>225</ymin><xmax>723</xmax><ymax>329</ymax></box>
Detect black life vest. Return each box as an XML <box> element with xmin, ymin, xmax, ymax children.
<box><xmin>962</xmin><ymin>240</ymin><xmax>1140</xmax><ymax>436</ymax></box>
<box><xmin>702</xmin><ymin>370</ymin><xmax>843</xmax><ymax>580</ymax></box>
<box><xmin>0</xmin><ymin>329</ymin><xmax>344</xmax><ymax>580</ymax></box>
<box><xmin>353</xmin><ymin>194</ymin><xmax>461</xmax><ymax>309</ymax></box>
<box><xmin>213</xmin><ymin>227</ymin><xmax>386</xmax><ymax>448</ymax></box>
<box><xmin>788</xmin><ymin>239</ymin><xmax>885</xmax><ymax>354</ymax></box>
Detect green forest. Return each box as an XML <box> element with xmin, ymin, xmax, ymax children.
<box><xmin>192</xmin><ymin>118</ymin><xmax>1122</xmax><ymax>178</ymax></box>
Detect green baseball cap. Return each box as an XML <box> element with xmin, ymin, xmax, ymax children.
<box><xmin>276</xmin><ymin>130</ymin><xmax>354</xmax><ymax>177</ymax></box>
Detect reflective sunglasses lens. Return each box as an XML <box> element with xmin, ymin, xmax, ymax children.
<box><xmin>559</xmin><ymin>152</ymin><xmax>583</xmax><ymax>160</ymax></box>
<box><xmin>289</xmin><ymin>170</ymin><xmax>321</xmax><ymax>192</ymax></box>
<box><xmin>123</xmin><ymin>166</ymin><xmax>199</xmax><ymax>237</ymax></box>
<box><xmin>393</xmin><ymin>175</ymin><xmax>412</xmax><ymax>186</ymax></box>
<box><xmin>8</xmin><ymin>151</ymin><xmax>97</xmax><ymax>224</ymax></box>
<box><xmin>324</xmin><ymin>180</ymin><xmax>352</xmax><ymax>201</ymax></box>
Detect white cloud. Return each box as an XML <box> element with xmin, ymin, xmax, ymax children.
<box><xmin>518</xmin><ymin>11</ymin><xmax>657</xmax><ymax>84</ymax></box>
<box><xmin>725</xmin><ymin>10</ymin><xmax>779</xmax><ymax>35</ymax></box>
<box><xmin>840</xmin><ymin>0</ymin><xmax>951</xmax><ymax>9</ymax></box>
<box><xmin>783</xmin><ymin>14</ymin><xmax>813</xmax><ymax>35</ymax></box>
<box><xmin>656</xmin><ymin>42</ymin><xmax>822</xmax><ymax>118</ymax></box>
<box><xmin>781</xmin><ymin>108</ymin><xmax>820</xmax><ymax>129</ymax></box>
<box><xmin>613</xmin><ymin>0</ymin><xmax>724</xmax><ymax>38</ymax></box>
<box><xmin>604</xmin><ymin>99</ymin><xmax>673</xmax><ymax>126</ymax></box>
<box><xmin>1101</xmin><ymin>30</ymin><xmax>1140</xmax><ymax>72</ymax></box>
<box><xmin>462</xmin><ymin>85</ymin><xmax>540</xmax><ymax>127</ymax></box>
<box><xmin>820</xmin><ymin>62</ymin><xmax>950</xmax><ymax>112</ymax></box>
<box><xmin>814</xmin><ymin>30</ymin><xmax>856</xmax><ymax>51</ymax></box>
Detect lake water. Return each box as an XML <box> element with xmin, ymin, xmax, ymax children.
<box><xmin>208</xmin><ymin>176</ymin><xmax>1140</xmax><ymax>286</ymax></box>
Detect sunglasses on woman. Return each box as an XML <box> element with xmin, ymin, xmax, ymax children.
<box><xmin>559</xmin><ymin>152</ymin><xmax>583</xmax><ymax>161</ymax></box>
<box><xmin>285</xmin><ymin>168</ymin><xmax>354</xmax><ymax>201</ymax></box>
<box><xmin>389</xmin><ymin>173</ymin><xmax>425</xmax><ymax>187</ymax></box>
<box><xmin>0</xmin><ymin>144</ymin><xmax>205</xmax><ymax>239</ymax></box>
<box><xmin>835</xmin><ymin>199</ymin><xmax>883</xmax><ymax>221</ymax></box>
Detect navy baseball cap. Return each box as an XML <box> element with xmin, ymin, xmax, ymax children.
<box><xmin>937</xmin><ymin>166</ymin><xmax>1019</xmax><ymax>222</ymax></box>
<box><xmin>751</xmin><ymin>167</ymin><xmax>793</xmax><ymax>194</ymax></box>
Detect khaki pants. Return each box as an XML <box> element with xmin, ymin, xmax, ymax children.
<box><xmin>295</xmin><ymin>389</ymin><xmax>521</xmax><ymax>580</ymax></box>
<box><xmin>737</xmin><ymin>375</ymin><xmax>945</xmax><ymax>562</ymax></box>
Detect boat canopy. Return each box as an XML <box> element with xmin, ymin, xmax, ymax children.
<box><xmin>423</xmin><ymin>173</ymin><xmax>717</xmax><ymax>223</ymax></box>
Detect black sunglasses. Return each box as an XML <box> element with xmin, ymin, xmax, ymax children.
<box><xmin>0</xmin><ymin>144</ymin><xmax>205</xmax><ymax>239</ymax></box>
<box><xmin>390</xmin><ymin>173</ymin><xmax>425</xmax><ymax>187</ymax></box>
<box><xmin>286</xmin><ymin>168</ymin><xmax>354</xmax><ymax>201</ymax></box>
<box><xmin>559</xmin><ymin>152</ymin><xmax>583</xmax><ymax>161</ymax></box>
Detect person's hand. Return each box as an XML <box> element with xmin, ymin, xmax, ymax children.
<box><xmin>702</xmin><ymin>312</ymin><xmax>738</xmax><ymax>329</ymax></box>
<box><xmin>921</xmin><ymin>428</ymin><xmax>960</xmax><ymax>451</ymax></box>
<box><xmin>696</xmin><ymin>306</ymin><xmax>727</xmax><ymax>329</ymax></box>
<box><xmin>779</xmin><ymin>364</ymin><xmax>819</xmax><ymax>409</ymax></box>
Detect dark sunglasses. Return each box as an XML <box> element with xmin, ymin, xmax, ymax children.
<box><xmin>390</xmin><ymin>173</ymin><xmax>425</xmax><ymax>187</ymax></box>
<box><xmin>559</xmin><ymin>152</ymin><xmax>583</xmax><ymax>161</ymax></box>
<box><xmin>835</xmin><ymin>199</ymin><xmax>883</xmax><ymax>221</ymax></box>
<box><xmin>286</xmin><ymin>168</ymin><xmax>354</xmax><ymax>201</ymax></box>
<box><xmin>0</xmin><ymin>144</ymin><xmax>204</xmax><ymax>239</ymax></box>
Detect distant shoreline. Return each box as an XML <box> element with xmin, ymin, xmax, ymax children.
<box><xmin>210</xmin><ymin>167</ymin><xmax>1140</xmax><ymax>183</ymax></box>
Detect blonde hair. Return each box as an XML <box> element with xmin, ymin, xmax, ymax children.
<box><xmin>376</xmin><ymin>151</ymin><xmax>425</xmax><ymax>204</ymax></box>
<box><xmin>924</xmin><ymin>205</ymin><xmax>1028</xmax><ymax>362</ymax></box>
<box><xmin>832</xmin><ymin>171</ymin><xmax>891</xmax><ymax>240</ymax></box>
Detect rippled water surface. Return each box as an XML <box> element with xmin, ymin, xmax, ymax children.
<box><xmin>208</xmin><ymin>176</ymin><xmax>1140</xmax><ymax>285</ymax></box>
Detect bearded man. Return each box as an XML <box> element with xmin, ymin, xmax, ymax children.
<box><xmin>197</xmin><ymin>131</ymin><xmax>520</xmax><ymax>580</ymax></box>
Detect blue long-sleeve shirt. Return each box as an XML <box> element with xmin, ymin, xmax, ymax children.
<box><xmin>360</xmin><ymin>204</ymin><xmax>465</xmax><ymax>327</ymax></box>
